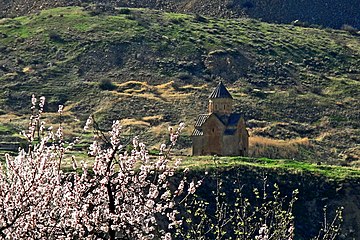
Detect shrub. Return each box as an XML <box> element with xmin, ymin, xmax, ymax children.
<box><xmin>169</xmin><ymin>18</ymin><xmax>184</xmax><ymax>25</ymax></box>
<box><xmin>99</xmin><ymin>79</ymin><xmax>117</xmax><ymax>91</ymax></box>
<box><xmin>194</xmin><ymin>14</ymin><xmax>208</xmax><ymax>23</ymax></box>
<box><xmin>177</xmin><ymin>72</ymin><xmax>192</xmax><ymax>81</ymax></box>
<box><xmin>341</xmin><ymin>24</ymin><xmax>358</xmax><ymax>35</ymax></box>
<box><xmin>119</xmin><ymin>8</ymin><xmax>131</xmax><ymax>15</ymax></box>
<box><xmin>125</xmin><ymin>15</ymin><xmax>136</xmax><ymax>21</ymax></box>
<box><xmin>48</xmin><ymin>31</ymin><xmax>64</xmax><ymax>43</ymax></box>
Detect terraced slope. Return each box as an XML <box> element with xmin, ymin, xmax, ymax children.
<box><xmin>0</xmin><ymin>7</ymin><xmax>359</xmax><ymax>164</ymax></box>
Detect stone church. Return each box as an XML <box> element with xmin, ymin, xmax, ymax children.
<box><xmin>192</xmin><ymin>82</ymin><xmax>249</xmax><ymax>156</ymax></box>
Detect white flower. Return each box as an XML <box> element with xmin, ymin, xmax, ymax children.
<box><xmin>160</xmin><ymin>143</ymin><xmax>167</xmax><ymax>152</ymax></box>
<box><xmin>178</xmin><ymin>122</ymin><xmax>185</xmax><ymax>131</ymax></box>
<box><xmin>133</xmin><ymin>136</ymin><xmax>139</xmax><ymax>147</ymax></box>
<box><xmin>39</xmin><ymin>96</ymin><xmax>45</xmax><ymax>108</ymax></box>
<box><xmin>58</xmin><ymin>105</ymin><xmax>64</xmax><ymax>113</ymax></box>
<box><xmin>31</xmin><ymin>94</ymin><xmax>37</xmax><ymax>106</ymax></box>
<box><xmin>188</xmin><ymin>180</ymin><xmax>196</xmax><ymax>194</ymax></box>
<box><xmin>83</xmin><ymin>116</ymin><xmax>93</xmax><ymax>131</ymax></box>
<box><xmin>162</xmin><ymin>232</ymin><xmax>172</xmax><ymax>240</ymax></box>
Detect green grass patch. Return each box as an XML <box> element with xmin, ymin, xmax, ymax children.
<box><xmin>181</xmin><ymin>156</ymin><xmax>360</xmax><ymax>180</ymax></box>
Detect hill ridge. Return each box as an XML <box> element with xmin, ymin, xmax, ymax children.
<box><xmin>0</xmin><ymin>0</ymin><xmax>359</xmax><ymax>29</ymax></box>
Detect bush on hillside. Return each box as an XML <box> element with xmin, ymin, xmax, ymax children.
<box><xmin>169</xmin><ymin>18</ymin><xmax>184</xmax><ymax>25</ymax></box>
<box><xmin>48</xmin><ymin>31</ymin><xmax>64</xmax><ymax>43</ymax></box>
<box><xmin>194</xmin><ymin>14</ymin><xmax>208</xmax><ymax>23</ymax></box>
<box><xmin>118</xmin><ymin>8</ymin><xmax>131</xmax><ymax>15</ymax></box>
<box><xmin>341</xmin><ymin>24</ymin><xmax>358</xmax><ymax>35</ymax></box>
<box><xmin>99</xmin><ymin>79</ymin><xmax>117</xmax><ymax>91</ymax></box>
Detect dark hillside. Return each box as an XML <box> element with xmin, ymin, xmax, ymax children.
<box><xmin>0</xmin><ymin>7</ymin><xmax>359</xmax><ymax>165</ymax></box>
<box><xmin>189</xmin><ymin>164</ymin><xmax>360</xmax><ymax>239</ymax></box>
<box><xmin>0</xmin><ymin>0</ymin><xmax>359</xmax><ymax>29</ymax></box>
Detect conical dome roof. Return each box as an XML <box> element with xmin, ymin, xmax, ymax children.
<box><xmin>209</xmin><ymin>82</ymin><xmax>233</xmax><ymax>99</ymax></box>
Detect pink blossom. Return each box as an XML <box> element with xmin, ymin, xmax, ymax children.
<box><xmin>0</xmin><ymin>97</ymin><xmax>199</xmax><ymax>240</ymax></box>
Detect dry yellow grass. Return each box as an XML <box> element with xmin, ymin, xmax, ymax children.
<box><xmin>154</xmin><ymin>81</ymin><xmax>192</xmax><ymax>99</ymax></box>
<box><xmin>0</xmin><ymin>110</ymin><xmax>79</xmax><ymax>130</ymax></box>
<box><xmin>161</xmin><ymin>93</ymin><xmax>192</xmax><ymax>99</ymax></box>
<box><xmin>155</xmin><ymin>81</ymin><xmax>174</xmax><ymax>90</ymax></box>
<box><xmin>161</xmin><ymin>82</ymin><xmax>205</xmax><ymax>99</ymax></box>
<box><xmin>315</xmin><ymin>131</ymin><xmax>334</xmax><ymax>141</ymax></box>
<box><xmin>109</xmin><ymin>91</ymin><xmax>133</xmax><ymax>99</ymax></box>
<box><xmin>249</xmin><ymin>136</ymin><xmax>310</xmax><ymax>159</ymax></box>
<box><xmin>120</xmin><ymin>118</ymin><xmax>150</xmax><ymax>127</ymax></box>
<box><xmin>114</xmin><ymin>80</ymin><xmax>194</xmax><ymax>101</ymax></box>
<box><xmin>22</xmin><ymin>66</ymin><xmax>33</xmax><ymax>73</ymax></box>
<box><xmin>4</xmin><ymin>72</ymin><xmax>18</xmax><ymax>77</ymax></box>
<box><xmin>0</xmin><ymin>113</ymin><xmax>24</xmax><ymax>122</ymax></box>
<box><xmin>137</xmin><ymin>93</ymin><xmax>162</xmax><ymax>101</ymax></box>
<box><xmin>142</xmin><ymin>115</ymin><xmax>163</xmax><ymax>122</ymax></box>
<box><xmin>250</xmin><ymin>136</ymin><xmax>310</xmax><ymax>146</ymax></box>
<box><xmin>116</xmin><ymin>80</ymin><xmax>147</xmax><ymax>88</ymax></box>
<box><xmin>112</xmin><ymin>90</ymin><xmax>162</xmax><ymax>101</ymax></box>
<box><xmin>181</xmin><ymin>84</ymin><xmax>207</xmax><ymax>90</ymax></box>
<box><xmin>124</xmin><ymin>88</ymin><xmax>147</xmax><ymax>94</ymax></box>
<box><xmin>150</xmin><ymin>123</ymin><xmax>169</xmax><ymax>136</ymax></box>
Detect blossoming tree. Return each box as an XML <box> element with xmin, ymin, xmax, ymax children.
<box><xmin>0</xmin><ymin>96</ymin><xmax>342</xmax><ymax>239</ymax></box>
<box><xmin>0</xmin><ymin>96</ymin><xmax>193</xmax><ymax>239</ymax></box>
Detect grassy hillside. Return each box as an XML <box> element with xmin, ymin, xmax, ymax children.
<box><xmin>0</xmin><ymin>6</ymin><xmax>359</xmax><ymax>164</ymax></box>
<box><xmin>1</xmin><ymin>0</ymin><xmax>359</xmax><ymax>29</ymax></box>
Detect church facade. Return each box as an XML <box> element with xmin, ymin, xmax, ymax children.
<box><xmin>192</xmin><ymin>82</ymin><xmax>249</xmax><ymax>156</ymax></box>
